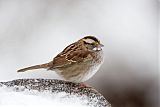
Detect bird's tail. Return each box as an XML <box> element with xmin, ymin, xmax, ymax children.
<box><xmin>17</xmin><ymin>61</ymin><xmax>53</xmax><ymax>72</ymax></box>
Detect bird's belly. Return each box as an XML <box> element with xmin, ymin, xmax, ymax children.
<box><xmin>54</xmin><ymin>61</ymin><xmax>102</xmax><ymax>83</ymax></box>
<box><xmin>79</xmin><ymin>62</ymin><xmax>102</xmax><ymax>82</ymax></box>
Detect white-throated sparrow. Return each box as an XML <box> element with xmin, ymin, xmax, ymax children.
<box><xmin>17</xmin><ymin>36</ymin><xmax>104</xmax><ymax>83</ymax></box>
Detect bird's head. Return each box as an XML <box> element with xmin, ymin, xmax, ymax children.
<box><xmin>80</xmin><ymin>36</ymin><xmax>104</xmax><ymax>51</ymax></box>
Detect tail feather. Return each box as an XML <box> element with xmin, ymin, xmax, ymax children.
<box><xmin>17</xmin><ymin>62</ymin><xmax>53</xmax><ymax>72</ymax></box>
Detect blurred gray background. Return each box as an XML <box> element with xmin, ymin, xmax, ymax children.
<box><xmin>0</xmin><ymin>0</ymin><xmax>159</xmax><ymax>107</ymax></box>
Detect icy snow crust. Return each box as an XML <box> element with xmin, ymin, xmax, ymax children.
<box><xmin>0</xmin><ymin>79</ymin><xmax>110</xmax><ymax>107</ymax></box>
<box><xmin>0</xmin><ymin>86</ymin><xmax>88</xmax><ymax>106</ymax></box>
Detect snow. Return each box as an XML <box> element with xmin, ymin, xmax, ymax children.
<box><xmin>0</xmin><ymin>86</ymin><xmax>90</xmax><ymax>107</ymax></box>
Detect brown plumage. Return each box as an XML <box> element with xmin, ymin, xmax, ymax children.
<box><xmin>17</xmin><ymin>62</ymin><xmax>52</xmax><ymax>72</ymax></box>
<box><xmin>17</xmin><ymin>36</ymin><xmax>104</xmax><ymax>83</ymax></box>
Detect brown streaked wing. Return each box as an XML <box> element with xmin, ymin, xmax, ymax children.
<box><xmin>50</xmin><ymin>43</ymin><xmax>93</xmax><ymax>69</ymax></box>
<box><xmin>50</xmin><ymin>42</ymin><xmax>77</xmax><ymax>68</ymax></box>
<box><xmin>66</xmin><ymin>50</ymin><xmax>92</xmax><ymax>62</ymax></box>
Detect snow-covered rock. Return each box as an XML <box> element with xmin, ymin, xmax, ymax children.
<box><xmin>0</xmin><ymin>79</ymin><xmax>111</xmax><ymax>107</ymax></box>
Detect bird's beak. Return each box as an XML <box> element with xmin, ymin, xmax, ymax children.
<box><xmin>99</xmin><ymin>44</ymin><xmax>104</xmax><ymax>47</ymax></box>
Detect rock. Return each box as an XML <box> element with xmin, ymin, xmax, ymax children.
<box><xmin>0</xmin><ymin>79</ymin><xmax>111</xmax><ymax>107</ymax></box>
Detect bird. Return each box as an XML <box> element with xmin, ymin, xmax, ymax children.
<box><xmin>17</xmin><ymin>36</ymin><xmax>104</xmax><ymax>83</ymax></box>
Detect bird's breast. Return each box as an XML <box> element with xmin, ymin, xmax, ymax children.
<box><xmin>54</xmin><ymin>51</ymin><xmax>104</xmax><ymax>83</ymax></box>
